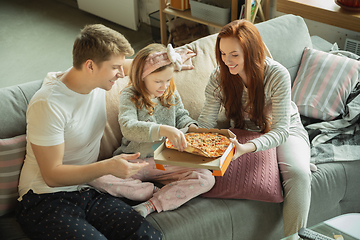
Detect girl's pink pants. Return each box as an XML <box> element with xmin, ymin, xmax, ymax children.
<box><xmin>89</xmin><ymin>158</ymin><xmax>215</xmax><ymax>212</ymax></box>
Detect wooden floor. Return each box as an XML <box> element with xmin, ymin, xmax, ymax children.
<box><xmin>0</xmin><ymin>0</ymin><xmax>154</xmax><ymax>88</ymax></box>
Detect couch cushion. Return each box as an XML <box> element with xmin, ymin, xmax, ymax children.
<box><xmin>98</xmin><ymin>77</ymin><xmax>130</xmax><ymax>160</ymax></box>
<box><xmin>147</xmin><ymin>197</ymin><xmax>234</xmax><ymax>240</ymax></box>
<box><xmin>256</xmin><ymin>14</ymin><xmax>313</xmax><ymax>85</ymax></box>
<box><xmin>172</xmin><ymin>34</ymin><xmax>220</xmax><ymax>120</ymax></box>
<box><xmin>340</xmin><ymin>161</ymin><xmax>360</xmax><ymax>214</ymax></box>
<box><xmin>291</xmin><ymin>47</ymin><xmax>360</xmax><ymax>120</ymax></box>
<box><xmin>146</xmin><ymin>196</ymin><xmax>284</xmax><ymax>240</ymax></box>
<box><xmin>307</xmin><ymin>162</ymin><xmax>346</xmax><ymax>226</ymax></box>
<box><xmin>201</xmin><ymin>129</ymin><xmax>283</xmax><ymax>203</ymax></box>
<box><xmin>0</xmin><ymin>80</ymin><xmax>43</xmax><ymax>139</ymax></box>
<box><xmin>0</xmin><ymin>135</ymin><xmax>26</xmax><ymax>216</ymax></box>
<box><xmin>0</xmin><ymin>213</ymin><xmax>31</xmax><ymax>240</ymax></box>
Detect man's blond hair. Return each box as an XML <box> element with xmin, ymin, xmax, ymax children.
<box><xmin>72</xmin><ymin>24</ymin><xmax>134</xmax><ymax>69</ymax></box>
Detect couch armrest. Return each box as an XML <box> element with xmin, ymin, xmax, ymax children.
<box><xmin>310</xmin><ymin>36</ymin><xmax>335</xmax><ymax>52</ymax></box>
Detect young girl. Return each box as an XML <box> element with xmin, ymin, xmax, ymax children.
<box><xmin>90</xmin><ymin>43</ymin><xmax>215</xmax><ymax>218</ymax></box>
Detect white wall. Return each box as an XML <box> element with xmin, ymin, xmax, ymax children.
<box><xmin>139</xmin><ymin>0</ymin><xmax>159</xmax><ymax>25</ymax></box>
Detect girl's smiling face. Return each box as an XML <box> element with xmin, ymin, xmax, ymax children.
<box><xmin>143</xmin><ymin>65</ymin><xmax>174</xmax><ymax>99</ymax></box>
<box><xmin>219</xmin><ymin>37</ymin><xmax>245</xmax><ymax>78</ymax></box>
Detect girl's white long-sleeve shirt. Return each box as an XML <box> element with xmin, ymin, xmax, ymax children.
<box><xmin>114</xmin><ymin>86</ymin><xmax>197</xmax><ymax>158</ymax></box>
<box><xmin>198</xmin><ymin>57</ymin><xmax>301</xmax><ymax>152</ymax></box>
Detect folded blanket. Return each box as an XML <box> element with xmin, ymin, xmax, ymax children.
<box><xmin>304</xmin><ymin>82</ymin><xmax>360</xmax><ymax>164</ymax></box>
<box><xmin>309</xmin><ymin>124</ymin><xmax>360</xmax><ymax>164</ymax></box>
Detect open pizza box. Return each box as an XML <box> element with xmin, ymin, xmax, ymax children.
<box><xmin>154</xmin><ymin>126</ymin><xmax>236</xmax><ymax>176</ymax></box>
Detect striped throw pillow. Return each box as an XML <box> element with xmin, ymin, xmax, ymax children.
<box><xmin>0</xmin><ymin>135</ymin><xmax>26</xmax><ymax>216</ymax></box>
<box><xmin>291</xmin><ymin>47</ymin><xmax>360</xmax><ymax>120</ymax></box>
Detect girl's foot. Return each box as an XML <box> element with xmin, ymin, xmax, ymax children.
<box><xmin>133</xmin><ymin>200</ymin><xmax>156</xmax><ymax>218</ymax></box>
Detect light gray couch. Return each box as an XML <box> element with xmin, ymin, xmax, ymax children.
<box><xmin>1</xmin><ymin>14</ymin><xmax>360</xmax><ymax>240</ymax></box>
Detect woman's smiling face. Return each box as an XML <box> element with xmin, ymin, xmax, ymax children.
<box><xmin>219</xmin><ymin>37</ymin><xmax>245</xmax><ymax>77</ymax></box>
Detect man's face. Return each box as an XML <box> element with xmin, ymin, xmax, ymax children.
<box><xmin>94</xmin><ymin>54</ymin><xmax>126</xmax><ymax>91</ymax></box>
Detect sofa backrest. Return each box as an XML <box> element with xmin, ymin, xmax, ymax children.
<box><xmin>256</xmin><ymin>14</ymin><xmax>313</xmax><ymax>85</ymax></box>
<box><xmin>0</xmin><ymin>80</ymin><xmax>43</xmax><ymax>139</ymax></box>
<box><xmin>0</xmin><ymin>80</ymin><xmax>43</xmax><ymax>216</ymax></box>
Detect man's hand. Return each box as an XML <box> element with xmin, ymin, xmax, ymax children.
<box><xmin>108</xmin><ymin>152</ymin><xmax>148</xmax><ymax>179</ymax></box>
<box><xmin>32</xmin><ymin>142</ymin><xmax>148</xmax><ymax>187</ymax></box>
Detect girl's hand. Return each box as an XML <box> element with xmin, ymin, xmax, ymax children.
<box><xmin>188</xmin><ymin>123</ymin><xmax>199</xmax><ymax>129</ymax></box>
<box><xmin>230</xmin><ymin>138</ymin><xmax>257</xmax><ymax>160</ymax></box>
<box><xmin>159</xmin><ymin>125</ymin><xmax>187</xmax><ymax>151</ymax></box>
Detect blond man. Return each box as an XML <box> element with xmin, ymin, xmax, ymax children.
<box><xmin>16</xmin><ymin>24</ymin><xmax>162</xmax><ymax>240</ymax></box>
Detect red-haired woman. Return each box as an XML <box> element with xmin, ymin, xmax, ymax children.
<box><xmin>198</xmin><ymin>19</ymin><xmax>313</xmax><ymax>238</ymax></box>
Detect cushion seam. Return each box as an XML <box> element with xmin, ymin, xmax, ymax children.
<box><xmin>221</xmin><ymin>199</ymin><xmax>234</xmax><ymax>240</ymax></box>
<box><xmin>16</xmin><ymin>86</ymin><xmax>29</xmax><ymax>105</ymax></box>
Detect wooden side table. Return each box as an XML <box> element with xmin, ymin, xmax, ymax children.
<box><xmin>232</xmin><ymin>0</ymin><xmax>271</xmax><ymax>23</ymax></box>
<box><xmin>159</xmin><ymin>0</ymin><xmax>270</xmax><ymax>45</ymax></box>
<box><xmin>277</xmin><ymin>0</ymin><xmax>360</xmax><ymax>33</ymax></box>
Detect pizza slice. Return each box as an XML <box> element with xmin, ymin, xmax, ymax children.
<box><xmin>165</xmin><ymin>132</ymin><xmax>231</xmax><ymax>158</ymax></box>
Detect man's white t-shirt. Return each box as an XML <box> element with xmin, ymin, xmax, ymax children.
<box><xmin>18</xmin><ymin>71</ymin><xmax>106</xmax><ymax>200</ymax></box>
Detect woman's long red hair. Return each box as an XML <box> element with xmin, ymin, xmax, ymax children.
<box><xmin>215</xmin><ymin>20</ymin><xmax>268</xmax><ymax>132</ymax></box>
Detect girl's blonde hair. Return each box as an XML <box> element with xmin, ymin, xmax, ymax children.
<box><xmin>73</xmin><ymin>24</ymin><xmax>134</xmax><ymax>70</ymax></box>
<box><xmin>128</xmin><ymin>43</ymin><xmax>178</xmax><ymax>115</ymax></box>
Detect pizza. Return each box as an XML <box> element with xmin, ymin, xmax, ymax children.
<box><xmin>165</xmin><ymin>132</ymin><xmax>231</xmax><ymax>158</ymax></box>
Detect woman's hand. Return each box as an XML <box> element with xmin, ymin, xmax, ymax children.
<box><xmin>159</xmin><ymin>125</ymin><xmax>187</xmax><ymax>151</ymax></box>
<box><xmin>230</xmin><ymin>138</ymin><xmax>257</xmax><ymax>160</ymax></box>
